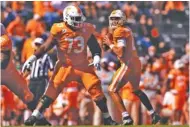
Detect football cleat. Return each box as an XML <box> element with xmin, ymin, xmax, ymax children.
<box><xmin>122</xmin><ymin>115</ymin><xmax>134</xmax><ymax>125</ymax></box>
<box><xmin>24</xmin><ymin>116</ymin><xmax>37</xmax><ymax>126</ymax></box>
<box><xmin>103</xmin><ymin>116</ymin><xmax>118</xmax><ymax>125</ymax></box>
<box><xmin>152</xmin><ymin>112</ymin><xmax>161</xmax><ymax>124</ymax></box>
<box><xmin>34</xmin><ymin>117</ymin><xmax>51</xmax><ymax>126</ymax></box>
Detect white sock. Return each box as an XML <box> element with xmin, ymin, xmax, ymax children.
<box><xmin>122</xmin><ymin>111</ymin><xmax>129</xmax><ymax>118</ymax></box>
<box><xmin>102</xmin><ymin>112</ymin><xmax>110</xmax><ymax>119</ymax></box>
<box><xmin>148</xmin><ymin>109</ymin><xmax>155</xmax><ymax>115</ymax></box>
<box><xmin>32</xmin><ymin>110</ymin><xmax>43</xmax><ymax>119</ymax></box>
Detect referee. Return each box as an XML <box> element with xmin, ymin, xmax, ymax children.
<box><xmin>26</xmin><ymin>37</ymin><xmax>54</xmax><ymax>110</ymax></box>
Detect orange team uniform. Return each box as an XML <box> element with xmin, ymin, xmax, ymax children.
<box><xmin>45</xmin><ymin>22</ymin><xmax>102</xmax><ymax>100</ymax></box>
<box><xmin>6</xmin><ymin>18</ymin><xmax>25</xmax><ymax>37</ymax></box>
<box><xmin>168</xmin><ymin>69</ymin><xmax>188</xmax><ymax>110</ymax></box>
<box><xmin>108</xmin><ymin>26</ymin><xmax>141</xmax><ymax>92</ymax></box>
<box><xmin>0</xmin><ymin>34</ymin><xmax>33</xmax><ymax>103</ymax></box>
<box><xmin>120</xmin><ymin>83</ymin><xmax>139</xmax><ymax>101</ymax></box>
<box><xmin>21</xmin><ymin>38</ymin><xmax>35</xmax><ymax>63</ymax></box>
<box><xmin>1</xmin><ymin>86</ymin><xmax>17</xmax><ymax>112</ymax></box>
<box><xmin>33</xmin><ymin>1</ymin><xmax>55</xmax><ymax>17</ymax></box>
<box><xmin>25</xmin><ymin>19</ymin><xmax>46</xmax><ymax>37</ymax></box>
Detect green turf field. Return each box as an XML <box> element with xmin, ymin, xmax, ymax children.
<box><xmin>6</xmin><ymin>125</ymin><xmax>189</xmax><ymax>127</ymax></box>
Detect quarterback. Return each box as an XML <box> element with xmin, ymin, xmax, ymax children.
<box><xmin>23</xmin><ymin>5</ymin><xmax>118</xmax><ymax>125</ymax></box>
<box><xmin>103</xmin><ymin>10</ymin><xmax>161</xmax><ymax>125</ymax></box>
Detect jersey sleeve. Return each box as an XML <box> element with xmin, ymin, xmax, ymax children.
<box><xmin>50</xmin><ymin>23</ymin><xmax>62</xmax><ymax>36</ymax></box>
<box><xmin>114</xmin><ymin>27</ymin><xmax>131</xmax><ymax>47</ymax></box>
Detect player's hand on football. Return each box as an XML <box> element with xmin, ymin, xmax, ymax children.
<box><xmin>103</xmin><ymin>35</ymin><xmax>112</xmax><ymax>46</ymax></box>
<box><xmin>22</xmin><ymin>55</ymin><xmax>37</xmax><ymax>73</ymax></box>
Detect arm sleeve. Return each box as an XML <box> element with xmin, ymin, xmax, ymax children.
<box><xmin>87</xmin><ymin>34</ymin><xmax>101</xmax><ymax>57</ymax></box>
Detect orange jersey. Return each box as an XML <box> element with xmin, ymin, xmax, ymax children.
<box><xmin>0</xmin><ymin>34</ymin><xmax>12</xmax><ymax>51</ymax></box>
<box><xmin>174</xmin><ymin>74</ymin><xmax>188</xmax><ymax>93</ymax></box>
<box><xmin>6</xmin><ymin>19</ymin><xmax>25</xmax><ymax>37</ymax></box>
<box><xmin>113</xmin><ymin>26</ymin><xmax>138</xmax><ymax>63</ymax></box>
<box><xmin>168</xmin><ymin>69</ymin><xmax>188</xmax><ymax>93</ymax></box>
<box><xmin>21</xmin><ymin>38</ymin><xmax>35</xmax><ymax>63</ymax></box>
<box><xmin>1</xmin><ymin>86</ymin><xmax>16</xmax><ymax>110</ymax></box>
<box><xmin>0</xmin><ymin>34</ymin><xmax>12</xmax><ymax>69</ymax></box>
<box><xmin>50</xmin><ymin>22</ymin><xmax>95</xmax><ymax>67</ymax></box>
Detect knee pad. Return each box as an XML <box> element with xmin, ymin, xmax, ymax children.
<box><xmin>40</xmin><ymin>95</ymin><xmax>54</xmax><ymax>109</ymax></box>
<box><xmin>94</xmin><ymin>96</ymin><xmax>108</xmax><ymax>113</ymax></box>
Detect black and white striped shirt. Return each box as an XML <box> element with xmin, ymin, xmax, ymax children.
<box><xmin>30</xmin><ymin>54</ymin><xmax>53</xmax><ymax>79</ymax></box>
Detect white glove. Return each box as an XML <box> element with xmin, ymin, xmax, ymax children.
<box><xmin>22</xmin><ymin>55</ymin><xmax>37</xmax><ymax>73</ymax></box>
<box><xmin>93</xmin><ymin>55</ymin><xmax>101</xmax><ymax>70</ymax></box>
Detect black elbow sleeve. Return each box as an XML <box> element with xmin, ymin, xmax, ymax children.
<box><xmin>87</xmin><ymin>34</ymin><xmax>101</xmax><ymax>57</ymax></box>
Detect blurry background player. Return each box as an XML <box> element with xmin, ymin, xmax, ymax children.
<box><xmin>0</xmin><ymin>23</ymin><xmax>34</xmax><ymax>104</ymax></box>
<box><xmin>22</xmin><ymin>5</ymin><xmax>118</xmax><ymax>125</ymax></box>
<box><xmin>23</xmin><ymin>37</ymin><xmax>54</xmax><ymax>119</ymax></box>
<box><xmin>103</xmin><ymin>10</ymin><xmax>161</xmax><ymax>125</ymax></box>
<box><xmin>46</xmin><ymin>81</ymin><xmax>80</xmax><ymax>126</ymax></box>
<box><xmin>165</xmin><ymin>59</ymin><xmax>188</xmax><ymax>125</ymax></box>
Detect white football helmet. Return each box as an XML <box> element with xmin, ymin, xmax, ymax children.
<box><xmin>109</xmin><ymin>10</ymin><xmax>126</xmax><ymax>29</ymax></box>
<box><xmin>63</xmin><ymin>5</ymin><xmax>85</xmax><ymax>28</ymax></box>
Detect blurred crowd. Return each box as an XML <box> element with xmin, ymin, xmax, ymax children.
<box><xmin>1</xmin><ymin>1</ymin><xmax>189</xmax><ymax>126</ymax></box>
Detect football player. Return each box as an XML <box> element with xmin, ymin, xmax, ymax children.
<box><xmin>0</xmin><ymin>23</ymin><xmax>34</xmax><ymax>104</ymax></box>
<box><xmin>103</xmin><ymin>10</ymin><xmax>161</xmax><ymax>125</ymax></box>
<box><xmin>22</xmin><ymin>5</ymin><xmax>118</xmax><ymax>125</ymax></box>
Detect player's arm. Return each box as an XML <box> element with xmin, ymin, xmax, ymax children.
<box><xmin>22</xmin><ymin>34</ymin><xmax>56</xmax><ymax>73</ymax></box>
<box><xmin>87</xmin><ymin>34</ymin><xmax>102</xmax><ymax>57</ymax></box>
<box><xmin>87</xmin><ymin>34</ymin><xmax>102</xmax><ymax>70</ymax></box>
<box><xmin>35</xmin><ymin>34</ymin><xmax>56</xmax><ymax>58</ymax></box>
<box><xmin>110</xmin><ymin>38</ymin><xmax>126</xmax><ymax>58</ymax></box>
<box><xmin>103</xmin><ymin>36</ymin><xmax>126</xmax><ymax>58</ymax></box>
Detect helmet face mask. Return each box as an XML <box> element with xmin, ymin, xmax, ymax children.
<box><xmin>109</xmin><ymin>10</ymin><xmax>126</xmax><ymax>29</ymax></box>
<box><xmin>63</xmin><ymin>5</ymin><xmax>85</xmax><ymax>29</ymax></box>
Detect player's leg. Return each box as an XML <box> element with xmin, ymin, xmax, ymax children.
<box><xmin>129</xmin><ymin>57</ymin><xmax>161</xmax><ymax>124</ymax></box>
<box><xmin>25</xmin><ymin>66</ymin><xmax>75</xmax><ymax>125</ymax></box>
<box><xmin>1</xmin><ymin>61</ymin><xmax>34</xmax><ymax>103</ymax></box>
<box><xmin>108</xmin><ymin>63</ymin><xmax>133</xmax><ymax>125</ymax></box>
<box><xmin>80</xmin><ymin>68</ymin><xmax>118</xmax><ymax>125</ymax></box>
<box><xmin>27</xmin><ymin>79</ymin><xmax>48</xmax><ymax>111</ymax></box>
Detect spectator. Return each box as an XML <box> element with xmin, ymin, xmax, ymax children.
<box><xmin>137</xmin><ymin>15</ymin><xmax>152</xmax><ymax>54</ymax></box>
<box><xmin>6</xmin><ymin>15</ymin><xmax>25</xmax><ymax>46</ymax></box>
<box><xmin>25</xmin><ymin>14</ymin><xmax>46</xmax><ymax>37</ymax></box>
<box><xmin>6</xmin><ymin>14</ymin><xmax>26</xmax><ymax>61</ymax></box>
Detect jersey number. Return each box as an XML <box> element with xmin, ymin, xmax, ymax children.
<box><xmin>66</xmin><ymin>36</ymin><xmax>85</xmax><ymax>53</ymax></box>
